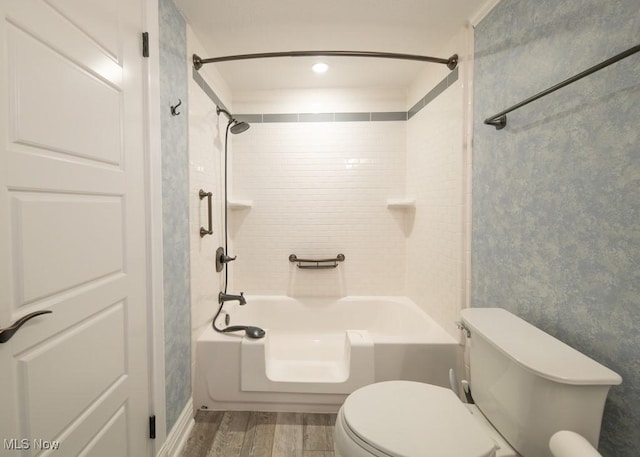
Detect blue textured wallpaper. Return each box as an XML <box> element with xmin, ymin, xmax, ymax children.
<box><xmin>159</xmin><ymin>0</ymin><xmax>191</xmax><ymax>434</ymax></box>
<box><xmin>472</xmin><ymin>1</ymin><xmax>639</xmax><ymax>455</ymax></box>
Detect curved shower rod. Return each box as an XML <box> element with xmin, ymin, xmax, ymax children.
<box><xmin>193</xmin><ymin>51</ymin><xmax>458</xmax><ymax>71</ymax></box>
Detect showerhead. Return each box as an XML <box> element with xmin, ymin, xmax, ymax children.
<box><xmin>230</xmin><ymin>120</ymin><xmax>250</xmax><ymax>134</ymax></box>
<box><xmin>216</xmin><ymin>106</ymin><xmax>250</xmax><ymax>134</ymax></box>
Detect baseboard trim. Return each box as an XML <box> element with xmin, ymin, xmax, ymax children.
<box><xmin>156</xmin><ymin>399</ymin><xmax>194</xmax><ymax>457</ymax></box>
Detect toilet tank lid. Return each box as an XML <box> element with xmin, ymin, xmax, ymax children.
<box><xmin>460</xmin><ymin>308</ymin><xmax>622</xmax><ymax>386</ymax></box>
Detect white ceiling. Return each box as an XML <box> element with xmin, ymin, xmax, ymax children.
<box><xmin>174</xmin><ymin>0</ymin><xmax>487</xmax><ymax>92</ymax></box>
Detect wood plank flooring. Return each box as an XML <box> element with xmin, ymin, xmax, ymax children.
<box><xmin>181</xmin><ymin>411</ymin><xmax>337</xmax><ymax>457</ymax></box>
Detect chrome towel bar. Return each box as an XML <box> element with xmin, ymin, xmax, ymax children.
<box><xmin>289</xmin><ymin>253</ymin><xmax>345</xmax><ymax>269</ymax></box>
<box><xmin>484</xmin><ymin>43</ymin><xmax>640</xmax><ymax>130</ymax></box>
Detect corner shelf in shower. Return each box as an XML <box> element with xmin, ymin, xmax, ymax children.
<box><xmin>228</xmin><ymin>200</ymin><xmax>253</xmax><ymax>210</ymax></box>
<box><xmin>386</xmin><ymin>198</ymin><xmax>416</xmax><ymax>210</ymax></box>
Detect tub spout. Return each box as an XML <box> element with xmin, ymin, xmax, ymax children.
<box><xmin>219</xmin><ymin>291</ymin><xmax>246</xmax><ymax>305</ymax></box>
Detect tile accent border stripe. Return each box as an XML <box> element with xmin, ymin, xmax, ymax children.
<box><xmin>193</xmin><ymin>67</ymin><xmax>458</xmax><ymax>123</ymax></box>
<box><xmin>408</xmin><ymin>67</ymin><xmax>459</xmax><ymax>119</ymax></box>
<box><xmin>240</xmin><ymin>112</ymin><xmax>408</xmax><ymax>123</ymax></box>
<box><xmin>192</xmin><ymin>68</ymin><xmax>229</xmax><ymax>113</ymax></box>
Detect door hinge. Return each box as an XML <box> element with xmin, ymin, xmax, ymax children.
<box><xmin>149</xmin><ymin>415</ymin><xmax>156</xmax><ymax>439</ymax></box>
<box><xmin>142</xmin><ymin>32</ymin><xmax>149</xmax><ymax>58</ymax></box>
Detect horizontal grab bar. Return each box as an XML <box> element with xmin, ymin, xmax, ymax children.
<box><xmin>289</xmin><ymin>254</ymin><xmax>345</xmax><ymax>263</ymax></box>
<box><xmin>289</xmin><ymin>253</ymin><xmax>345</xmax><ymax>269</ymax></box>
<box><xmin>297</xmin><ymin>264</ymin><xmax>340</xmax><ymax>269</ymax></box>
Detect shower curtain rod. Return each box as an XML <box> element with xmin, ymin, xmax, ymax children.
<box><xmin>192</xmin><ymin>51</ymin><xmax>458</xmax><ymax>71</ymax></box>
<box><xmin>484</xmin><ymin>43</ymin><xmax>640</xmax><ymax>130</ymax></box>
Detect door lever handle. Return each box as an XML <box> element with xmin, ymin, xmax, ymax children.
<box><xmin>0</xmin><ymin>310</ymin><xmax>52</xmax><ymax>343</ymax></box>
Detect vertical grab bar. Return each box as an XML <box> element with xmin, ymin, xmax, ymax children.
<box><xmin>199</xmin><ymin>189</ymin><xmax>213</xmax><ymax>237</ymax></box>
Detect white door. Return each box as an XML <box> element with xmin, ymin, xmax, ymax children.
<box><xmin>0</xmin><ymin>0</ymin><xmax>150</xmax><ymax>456</ymax></box>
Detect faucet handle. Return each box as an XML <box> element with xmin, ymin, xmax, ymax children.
<box><xmin>455</xmin><ymin>321</ymin><xmax>471</xmax><ymax>338</ymax></box>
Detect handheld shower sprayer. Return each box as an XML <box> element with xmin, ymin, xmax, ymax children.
<box><xmin>215</xmin><ymin>292</ymin><xmax>265</xmax><ymax>339</ymax></box>
<box><xmin>221</xmin><ymin>325</ymin><xmax>266</xmax><ymax>339</ymax></box>
<box><xmin>211</xmin><ymin>292</ymin><xmax>267</xmax><ymax>339</ymax></box>
<box><xmin>211</xmin><ymin>105</ymin><xmax>263</xmax><ymax>339</ymax></box>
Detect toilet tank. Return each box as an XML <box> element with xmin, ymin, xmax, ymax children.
<box><xmin>460</xmin><ymin>308</ymin><xmax>621</xmax><ymax>457</ymax></box>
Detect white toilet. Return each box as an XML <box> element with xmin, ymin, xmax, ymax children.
<box><xmin>334</xmin><ymin>308</ymin><xmax>622</xmax><ymax>457</ymax></box>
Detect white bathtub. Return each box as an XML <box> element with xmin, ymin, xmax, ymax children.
<box><xmin>194</xmin><ymin>296</ymin><xmax>459</xmax><ymax>413</ymax></box>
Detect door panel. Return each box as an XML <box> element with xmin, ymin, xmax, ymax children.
<box><xmin>9</xmin><ymin>23</ymin><xmax>123</xmax><ymax>165</ymax></box>
<box><xmin>0</xmin><ymin>0</ymin><xmax>149</xmax><ymax>456</ymax></box>
<box><xmin>6</xmin><ymin>0</ymin><xmax>123</xmax><ymax>87</ymax></box>
<box><xmin>77</xmin><ymin>407</ymin><xmax>129</xmax><ymax>457</ymax></box>
<box><xmin>16</xmin><ymin>303</ymin><xmax>126</xmax><ymax>441</ymax></box>
<box><xmin>11</xmin><ymin>194</ymin><xmax>123</xmax><ymax>305</ymax></box>
<box><xmin>44</xmin><ymin>0</ymin><xmax>121</xmax><ymax>61</ymax></box>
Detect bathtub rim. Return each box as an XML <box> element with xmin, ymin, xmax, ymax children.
<box><xmin>198</xmin><ymin>295</ymin><xmax>457</xmax><ymax>345</ymax></box>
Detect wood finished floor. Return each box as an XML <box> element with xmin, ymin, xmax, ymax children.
<box><xmin>181</xmin><ymin>411</ymin><xmax>337</xmax><ymax>457</ymax></box>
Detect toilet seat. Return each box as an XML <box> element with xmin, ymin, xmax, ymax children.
<box><xmin>338</xmin><ymin>381</ymin><xmax>497</xmax><ymax>457</ymax></box>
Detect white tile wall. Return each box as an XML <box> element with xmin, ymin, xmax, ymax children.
<box><xmin>187</xmin><ymin>26</ymin><xmax>471</xmax><ymax>348</ymax></box>
<box><xmin>404</xmin><ymin>27</ymin><xmax>471</xmax><ymax>340</ymax></box>
<box><xmin>462</xmin><ymin>27</ymin><xmax>475</xmax><ymax>314</ymax></box>
<box><xmin>406</xmin><ymin>80</ymin><xmax>465</xmax><ymax>338</ymax></box>
<box><xmin>229</xmin><ymin>121</ymin><xmax>407</xmax><ymax>296</ymax></box>
<box><xmin>186</xmin><ymin>26</ymin><xmax>232</xmax><ymax>381</ymax></box>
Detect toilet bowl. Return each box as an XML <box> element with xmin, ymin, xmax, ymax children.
<box><xmin>334</xmin><ymin>308</ymin><xmax>621</xmax><ymax>457</ymax></box>
<box><xmin>333</xmin><ymin>380</ymin><xmax>516</xmax><ymax>457</ymax></box>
